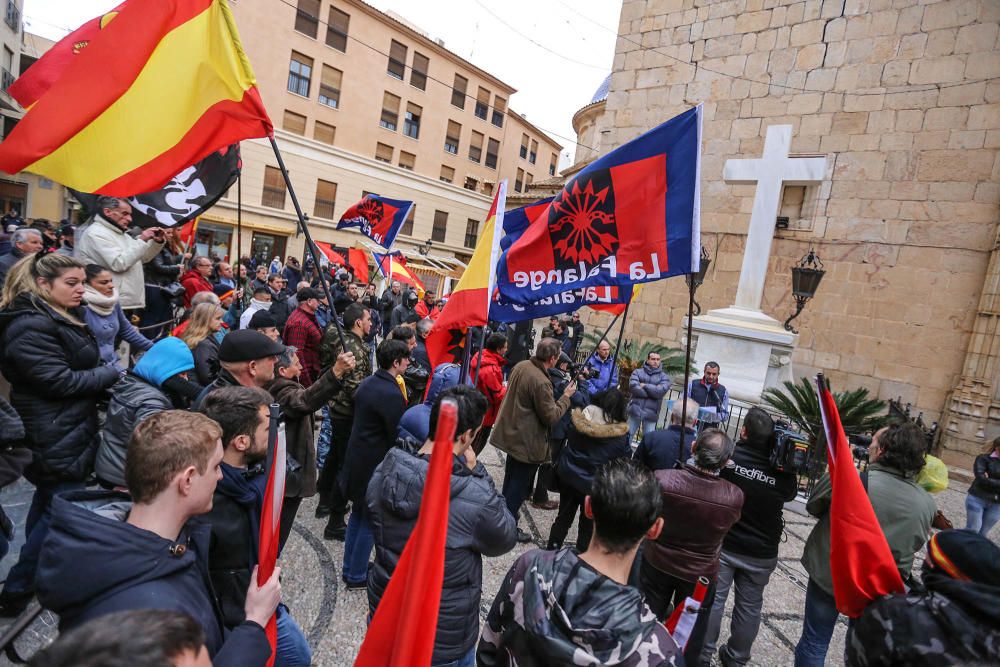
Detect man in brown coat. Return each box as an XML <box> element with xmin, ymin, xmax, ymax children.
<box><xmin>491</xmin><ymin>338</ymin><xmax>576</xmax><ymax>543</ymax></box>
<box><xmin>268</xmin><ymin>347</ymin><xmax>355</xmax><ymax>548</ymax></box>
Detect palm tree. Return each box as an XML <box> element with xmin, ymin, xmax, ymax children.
<box><xmin>761</xmin><ymin>377</ymin><xmax>888</xmax><ymax>445</ymax></box>
<box><xmin>581</xmin><ymin>332</ymin><xmax>692</xmax><ymax>394</ymax></box>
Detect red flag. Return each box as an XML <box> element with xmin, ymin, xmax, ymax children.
<box><xmin>9</xmin><ymin>3</ymin><xmax>127</xmax><ymax>108</ymax></box>
<box><xmin>315</xmin><ymin>241</ymin><xmax>347</xmax><ymax>267</ymax></box>
<box><xmin>257</xmin><ymin>407</ymin><xmax>287</xmax><ymax>666</ymax></box>
<box><xmin>814</xmin><ymin>374</ymin><xmax>904</xmax><ymax>617</ymax></box>
<box><xmin>177</xmin><ymin>217</ymin><xmax>199</xmax><ymax>251</ymax></box>
<box><xmin>349</xmin><ymin>248</ymin><xmax>370</xmax><ymax>284</ymax></box>
<box><xmin>355</xmin><ymin>399</ymin><xmax>459</xmax><ymax>666</ymax></box>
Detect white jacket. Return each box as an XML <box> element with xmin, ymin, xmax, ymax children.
<box><xmin>75</xmin><ymin>216</ymin><xmax>163</xmax><ymax>309</ymax></box>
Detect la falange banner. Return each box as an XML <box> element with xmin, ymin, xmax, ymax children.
<box><xmin>496</xmin><ymin>105</ymin><xmax>702</xmax><ymax>305</ymax></box>
<box><xmin>336</xmin><ymin>194</ymin><xmax>414</xmax><ymax>249</ymax></box>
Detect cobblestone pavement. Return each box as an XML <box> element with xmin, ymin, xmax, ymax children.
<box><xmin>0</xmin><ymin>445</ymin><xmax>994</xmax><ymax>666</ymax></box>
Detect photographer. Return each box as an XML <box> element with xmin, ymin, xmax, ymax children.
<box><xmin>701</xmin><ymin>407</ymin><xmax>798</xmax><ymax>667</ymax></box>
<box><xmin>583</xmin><ymin>339</ymin><xmax>619</xmax><ymax>394</ymax></box>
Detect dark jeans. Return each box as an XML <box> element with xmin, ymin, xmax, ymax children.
<box><xmin>317</xmin><ymin>417</ymin><xmax>352</xmax><ymax>519</ymax></box>
<box><xmin>501</xmin><ymin>455</ymin><xmax>538</xmax><ymax>526</ymax></box>
<box><xmin>279</xmin><ymin>496</ymin><xmax>303</xmax><ymax>551</ymax></box>
<box><xmin>638</xmin><ymin>557</ymin><xmax>716</xmax><ymax>663</ymax></box>
<box><xmin>546</xmin><ymin>486</ymin><xmax>592</xmax><ymax>551</ymax></box>
<box><xmin>342</xmin><ymin>504</ymin><xmax>374</xmax><ymax>584</ymax></box>
<box><xmin>793</xmin><ymin>578</ymin><xmax>841</xmax><ymax>667</ymax></box>
<box><xmin>2</xmin><ymin>481</ymin><xmax>86</xmax><ymax>597</ymax></box>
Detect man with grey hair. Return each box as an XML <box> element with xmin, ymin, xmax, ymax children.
<box><xmin>638</xmin><ymin>428</ymin><xmax>745</xmax><ymax>663</ymax></box>
<box><xmin>76</xmin><ymin>196</ymin><xmax>164</xmax><ymax>311</ymax></box>
<box><xmin>378</xmin><ymin>280</ymin><xmax>404</xmax><ymax>336</ymax></box>
<box><xmin>0</xmin><ymin>228</ymin><xmax>43</xmax><ymax>287</ymax></box>
<box><xmin>633</xmin><ymin>397</ymin><xmax>699</xmax><ymax>471</ymax></box>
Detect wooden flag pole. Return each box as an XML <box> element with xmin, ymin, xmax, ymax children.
<box><xmin>268</xmin><ymin>136</ymin><xmax>346</xmax><ymax>349</ymax></box>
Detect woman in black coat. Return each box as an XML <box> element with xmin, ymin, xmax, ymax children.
<box><xmin>140</xmin><ymin>228</ymin><xmax>187</xmax><ymax>339</ymax></box>
<box><xmin>546</xmin><ymin>388</ymin><xmax>632</xmax><ymax>552</ymax></box>
<box><xmin>0</xmin><ymin>251</ymin><xmax>120</xmax><ymax>612</ymax></box>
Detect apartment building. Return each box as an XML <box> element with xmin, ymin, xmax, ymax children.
<box><xmin>205</xmin><ymin>0</ymin><xmax>561</xmax><ymax>290</ymax></box>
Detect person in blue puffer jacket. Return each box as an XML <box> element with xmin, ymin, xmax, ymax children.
<box><xmin>95</xmin><ymin>337</ymin><xmax>201</xmax><ymax>488</ymax></box>
<box><xmin>397</xmin><ymin>362</ymin><xmax>462</xmax><ymax>443</ymax></box>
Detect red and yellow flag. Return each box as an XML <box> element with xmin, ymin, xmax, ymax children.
<box><xmin>0</xmin><ymin>0</ymin><xmax>271</xmax><ymax>196</ymax></box>
<box><xmin>375</xmin><ymin>251</ymin><xmax>426</xmax><ymax>297</ymax></box>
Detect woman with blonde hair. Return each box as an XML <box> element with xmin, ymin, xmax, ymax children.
<box><xmin>0</xmin><ymin>251</ymin><xmax>120</xmax><ymax>614</ymax></box>
<box><xmin>180</xmin><ymin>301</ymin><xmax>224</xmax><ymax>385</ymax></box>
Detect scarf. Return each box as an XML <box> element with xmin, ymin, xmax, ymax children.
<box><xmin>83</xmin><ymin>285</ymin><xmax>119</xmax><ymax>316</ymax></box>
<box><xmin>217</xmin><ymin>461</ymin><xmax>267</xmax><ymax>564</ymax></box>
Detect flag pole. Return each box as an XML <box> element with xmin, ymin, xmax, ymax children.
<box><xmin>460</xmin><ymin>328</ymin><xmax>474</xmax><ymax>382</ymax></box>
<box><xmin>268</xmin><ymin>135</ymin><xmax>346</xmax><ymax>349</ymax></box>
<box><xmin>236</xmin><ymin>171</ymin><xmax>243</xmax><ymax>289</ymax></box>
<box><xmin>473</xmin><ymin>326</ymin><xmax>486</xmax><ymax>385</ymax></box>
<box><xmin>610</xmin><ymin>300</ymin><xmax>631</xmax><ymax>376</ymax></box>
<box><xmin>680</xmin><ymin>276</ymin><xmax>696</xmax><ymax>435</ymax></box>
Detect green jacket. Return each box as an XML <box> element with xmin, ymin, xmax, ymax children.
<box><xmin>318</xmin><ymin>328</ymin><xmax>371</xmax><ymax>420</ymax></box>
<box><xmin>801</xmin><ymin>462</ymin><xmax>936</xmax><ymax>597</ymax></box>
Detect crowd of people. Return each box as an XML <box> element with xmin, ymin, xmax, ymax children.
<box><xmin>0</xmin><ymin>198</ymin><xmax>997</xmax><ymax>666</ymax></box>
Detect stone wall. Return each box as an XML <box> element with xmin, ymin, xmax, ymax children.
<box><xmin>593</xmin><ymin>0</ymin><xmax>1000</xmax><ymax>461</ymax></box>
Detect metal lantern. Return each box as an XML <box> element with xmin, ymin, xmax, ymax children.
<box><xmin>417</xmin><ymin>238</ymin><xmax>434</xmax><ymax>256</ymax></box>
<box><xmin>685</xmin><ymin>245</ymin><xmax>712</xmax><ymax>315</ymax></box>
<box><xmin>783</xmin><ymin>248</ymin><xmax>825</xmax><ymax>333</ymax></box>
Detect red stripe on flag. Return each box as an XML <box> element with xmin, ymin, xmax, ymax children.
<box><xmin>257</xmin><ymin>413</ymin><xmax>287</xmax><ymax>667</ymax></box>
<box><xmin>94</xmin><ymin>88</ymin><xmax>270</xmax><ymax>196</ymax></box>
<box><xmin>355</xmin><ymin>399</ymin><xmax>459</xmax><ymax>666</ymax></box>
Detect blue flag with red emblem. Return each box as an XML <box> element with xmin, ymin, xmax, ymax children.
<box><xmin>497</xmin><ymin>105</ymin><xmax>702</xmax><ymax>305</ymax></box>
<box><xmin>336</xmin><ymin>194</ymin><xmax>414</xmax><ymax>249</ymax></box>
<box><xmin>490</xmin><ymin>198</ymin><xmax>632</xmax><ymax>322</ymax></box>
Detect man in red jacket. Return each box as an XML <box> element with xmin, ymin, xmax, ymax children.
<box><xmin>180</xmin><ymin>256</ymin><xmax>215</xmax><ymax>307</ymax></box>
<box><xmin>415</xmin><ymin>292</ymin><xmax>442</xmax><ymax>321</ymax></box>
<box><xmin>471</xmin><ymin>333</ymin><xmax>507</xmax><ymax>454</ymax></box>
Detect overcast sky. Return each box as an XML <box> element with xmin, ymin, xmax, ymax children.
<box><xmin>23</xmin><ymin>0</ymin><xmax>622</xmax><ymax>165</ymax></box>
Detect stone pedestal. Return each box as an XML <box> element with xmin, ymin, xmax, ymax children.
<box><xmin>689</xmin><ymin>307</ymin><xmax>797</xmax><ymax>403</ymax></box>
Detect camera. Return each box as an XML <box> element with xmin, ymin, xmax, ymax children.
<box><xmin>849</xmin><ymin>434</ymin><xmax>872</xmax><ymax>462</ymax></box>
<box><xmin>569</xmin><ymin>362</ymin><xmax>599</xmax><ymax>382</ymax></box>
<box><xmin>769</xmin><ymin>419</ymin><xmax>811</xmax><ymax>473</ymax></box>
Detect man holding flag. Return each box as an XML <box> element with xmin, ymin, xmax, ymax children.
<box><xmin>795</xmin><ymin>403</ymin><xmax>936</xmax><ymax>666</ymax></box>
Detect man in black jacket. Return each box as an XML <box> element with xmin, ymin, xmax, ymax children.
<box><xmin>378</xmin><ymin>280</ymin><xmax>404</xmax><ymax>335</ymax></box>
<box><xmin>368</xmin><ymin>385</ymin><xmax>517</xmax><ymax>666</ymax></box>
<box><xmin>340</xmin><ymin>339</ymin><xmax>410</xmax><ymax>588</ymax></box>
<box><xmin>633</xmin><ymin>398</ymin><xmax>699</xmax><ymax>472</ymax></box>
<box><xmin>701</xmin><ymin>407</ymin><xmax>798</xmax><ymax>667</ymax></box>
<box><xmin>199</xmin><ymin>387</ymin><xmax>311</xmax><ymax>665</ymax></box>
<box><xmin>35</xmin><ymin>410</ymin><xmax>278</xmax><ymax>667</ymax></box>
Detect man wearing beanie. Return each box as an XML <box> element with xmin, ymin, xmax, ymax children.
<box><xmin>282</xmin><ymin>287</ymin><xmax>324</xmax><ymax>388</ymax></box>
<box><xmin>248</xmin><ymin>310</ymin><xmax>280</xmax><ymax>343</ymax></box>
<box><xmin>193</xmin><ymin>329</ymin><xmax>285</xmax><ymax>409</ymax></box>
<box><xmin>847</xmin><ymin>529</ymin><xmax>1000</xmax><ymax>666</ymax></box>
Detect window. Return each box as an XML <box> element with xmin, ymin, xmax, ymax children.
<box><xmin>432</xmin><ymin>210</ymin><xmax>448</xmax><ymax>243</ymax></box>
<box><xmin>451</xmin><ymin>74</ymin><xmax>467</xmax><ymax>108</ymax></box>
<box><xmin>387</xmin><ymin>40</ymin><xmax>407</xmax><ymax>80</ymax></box>
<box><xmin>492</xmin><ymin>96</ymin><xmax>506</xmax><ymax>127</ymax></box>
<box><xmin>549</xmin><ymin>153</ymin><xmax>557</xmax><ymax>177</ymax></box>
<box><xmin>287</xmin><ymin>52</ymin><xmax>313</xmax><ymax>97</ymax></box>
<box><xmin>519</xmin><ymin>133</ymin><xmax>528</xmax><ymax>159</ymax></box>
<box><xmin>4</xmin><ymin>0</ymin><xmax>18</xmax><ymax>32</ymax></box>
<box><xmin>483</xmin><ymin>182</ymin><xmax>494</xmax><ymax>196</ymax></box>
<box><xmin>319</xmin><ymin>65</ymin><xmax>342</xmax><ymax>108</ymax></box>
<box><xmin>468</xmin><ymin>131</ymin><xmax>483</xmax><ymax>163</ymax></box>
<box><xmin>444</xmin><ymin>120</ymin><xmax>461</xmax><ymax>154</ymax></box>
<box><xmin>464</xmin><ymin>176</ymin><xmax>478</xmax><ymax>191</ymax></box>
<box><xmin>475</xmin><ymin>87</ymin><xmax>490</xmax><ymax>120</ymax></box>
<box><xmin>262</xmin><ymin>166</ymin><xmax>286</xmax><ymax>209</ymax></box>
<box><xmin>439</xmin><ymin>165</ymin><xmax>455</xmax><ymax>183</ymax></box>
<box><xmin>314</xmin><ymin>179</ymin><xmax>337</xmax><ymax>219</ymax></box>
<box><xmin>398</xmin><ymin>151</ymin><xmax>415</xmax><ymax>171</ymax></box>
<box><xmin>282</xmin><ymin>110</ymin><xmax>306</xmax><ymax>135</ymax></box>
<box><xmin>529</xmin><ymin>139</ymin><xmax>538</xmax><ymax>164</ymax></box>
<box><xmin>485</xmin><ymin>138</ymin><xmax>499</xmax><ymax>169</ymax></box>
<box><xmin>314</xmin><ymin>120</ymin><xmax>336</xmax><ymax>145</ymax></box>
<box><xmin>410</xmin><ymin>52</ymin><xmax>428</xmax><ymax>90</ymax></box>
<box><xmin>326</xmin><ymin>7</ymin><xmax>350</xmax><ymax>52</ymax></box>
<box><xmin>294</xmin><ymin>0</ymin><xmax>319</xmax><ymax>37</ymax></box>
<box><xmin>401</xmin><ymin>205</ymin><xmax>415</xmax><ymax>236</ymax></box>
<box><xmin>380</xmin><ymin>92</ymin><xmax>400</xmax><ymax>131</ymax></box>
<box><xmin>515</xmin><ymin>168</ymin><xmax>524</xmax><ymax>192</ymax></box>
<box><xmin>525</xmin><ymin>173</ymin><xmax>534</xmax><ymax>189</ymax></box>
<box><xmin>375</xmin><ymin>143</ymin><xmax>393</xmax><ymax>163</ymax></box>
<box><xmin>403</xmin><ymin>103</ymin><xmax>421</xmax><ymax>139</ymax></box>
<box><xmin>464</xmin><ymin>219</ymin><xmax>479</xmax><ymax>248</ymax></box>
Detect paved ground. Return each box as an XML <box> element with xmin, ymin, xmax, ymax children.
<box><xmin>0</xmin><ymin>445</ymin><xmax>994</xmax><ymax>666</ymax></box>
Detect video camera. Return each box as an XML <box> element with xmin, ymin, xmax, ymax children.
<box><xmin>568</xmin><ymin>361</ymin><xmax>599</xmax><ymax>382</ymax></box>
<box><xmin>848</xmin><ymin>433</ymin><xmax>872</xmax><ymax>463</ymax></box>
<box><xmin>769</xmin><ymin>418</ymin><xmax>811</xmax><ymax>473</ymax></box>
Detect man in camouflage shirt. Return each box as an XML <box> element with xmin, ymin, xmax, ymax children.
<box><xmin>316</xmin><ymin>303</ymin><xmax>372</xmax><ymax>540</ymax></box>
<box><xmin>478</xmin><ymin>460</ymin><xmax>681</xmax><ymax>667</ymax></box>
<box><xmin>847</xmin><ymin>529</ymin><xmax>1000</xmax><ymax>667</ymax></box>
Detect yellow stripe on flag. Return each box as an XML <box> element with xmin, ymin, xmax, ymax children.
<box><xmin>25</xmin><ymin>1</ymin><xmax>255</xmax><ymax>192</ymax></box>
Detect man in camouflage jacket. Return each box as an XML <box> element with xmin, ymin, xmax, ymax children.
<box><xmin>315</xmin><ymin>303</ymin><xmax>372</xmax><ymax>539</ymax></box>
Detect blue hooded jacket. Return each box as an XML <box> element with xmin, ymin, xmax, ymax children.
<box><xmin>397</xmin><ymin>363</ymin><xmax>461</xmax><ymax>442</ymax></box>
<box><xmin>133</xmin><ymin>337</ymin><xmax>195</xmax><ymax>387</ymax></box>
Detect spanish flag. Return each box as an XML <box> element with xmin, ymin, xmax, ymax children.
<box><xmin>425</xmin><ymin>181</ymin><xmax>507</xmax><ymax>369</ymax></box>
<box><xmin>0</xmin><ymin>0</ymin><xmax>271</xmax><ymax>196</ymax></box>
<box><xmin>374</xmin><ymin>251</ymin><xmax>426</xmax><ymax>297</ymax></box>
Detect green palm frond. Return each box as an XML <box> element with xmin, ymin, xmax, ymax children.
<box><xmin>762</xmin><ymin>377</ymin><xmax>888</xmax><ymax>444</ymax></box>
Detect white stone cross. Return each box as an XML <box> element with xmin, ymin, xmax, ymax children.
<box><xmin>723</xmin><ymin>125</ymin><xmax>827</xmax><ymax>313</ymax></box>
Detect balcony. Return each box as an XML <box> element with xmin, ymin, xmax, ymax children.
<box><xmin>1</xmin><ymin>68</ymin><xmax>13</xmax><ymax>93</ymax></box>
<box><xmin>5</xmin><ymin>1</ymin><xmax>18</xmax><ymax>32</ymax></box>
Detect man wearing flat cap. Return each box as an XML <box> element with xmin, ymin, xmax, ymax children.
<box><xmin>283</xmin><ymin>287</ymin><xmax>325</xmax><ymax>388</ymax></box>
<box><xmin>193</xmin><ymin>329</ymin><xmax>285</xmax><ymax>409</ymax></box>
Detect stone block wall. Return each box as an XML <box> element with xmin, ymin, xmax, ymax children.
<box><xmin>594</xmin><ymin>0</ymin><xmax>999</xmax><ymax>452</ymax></box>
